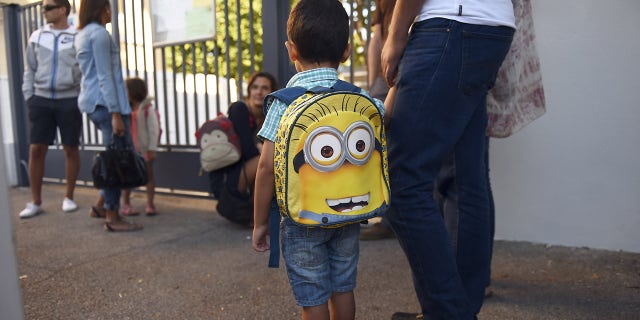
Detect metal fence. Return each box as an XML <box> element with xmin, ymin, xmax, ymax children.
<box><xmin>3</xmin><ymin>0</ymin><xmax>375</xmax><ymax>195</ymax></box>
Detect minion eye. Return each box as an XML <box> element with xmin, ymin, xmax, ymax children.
<box><xmin>309</xmin><ymin>132</ymin><xmax>343</xmax><ymax>166</ymax></box>
<box><xmin>347</xmin><ymin>127</ymin><xmax>373</xmax><ymax>160</ymax></box>
<box><xmin>345</xmin><ymin>122</ymin><xmax>374</xmax><ymax>164</ymax></box>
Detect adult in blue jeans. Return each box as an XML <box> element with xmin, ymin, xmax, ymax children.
<box><xmin>381</xmin><ymin>1</ymin><xmax>514</xmax><ymax>319</ymax></box>
<box><xmin>76</xmin><ymin>0</ymin><xmax>142</xmax><ymax>232</ymax></box>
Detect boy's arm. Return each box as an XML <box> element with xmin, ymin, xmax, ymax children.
<box><xmin>252</xmin><ymin>140</ymin><xmax>275</xmax><ymax>252</ymax></box>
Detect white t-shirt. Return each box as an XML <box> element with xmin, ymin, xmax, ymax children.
<box><xmin>416</xmin><ymin>0</ymin><xmax>516</xmax><ymax>28</ymax></box>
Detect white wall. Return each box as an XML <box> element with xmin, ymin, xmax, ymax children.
<box><xmin>491</xmin><ymin>0</ymin><xmax>640</xmax><ymax>252</ymax></box>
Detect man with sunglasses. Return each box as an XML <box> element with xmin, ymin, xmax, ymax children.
<box><xmin>20</xmin><ymin>0</ymin><xmax>82</xmax><ymax>218</ymax></box>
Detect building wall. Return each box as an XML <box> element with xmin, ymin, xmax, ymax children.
<box><xmin>491</xmin><ymin>0</ymin><xmax>640</xmax><ymax>252</ymax></box>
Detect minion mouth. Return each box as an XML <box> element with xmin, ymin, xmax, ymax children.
<box><xmin>326</xmin><ymin>193</ymin><xmax>369</xmax><ymax>213</ymax></box>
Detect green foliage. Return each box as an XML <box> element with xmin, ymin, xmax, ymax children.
<box><xmin>164</xmin><ymin>0</ymin><xmax>374</xmax><ymax>80</ymax></box>
<box><xmin>164</xmin><ymin>0</ymin><xmax>263</xmax><ymax>81</ymax></box>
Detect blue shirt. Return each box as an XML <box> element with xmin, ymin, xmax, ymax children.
<box><xmin>258</xmin><ymin>68</ymin><xmax>385</xmax><ymax>142</ymax></box>
<box><xmin>75</xmin><ymin>22</ymin><xmax>131</xmax><ymax>115</ymax></box>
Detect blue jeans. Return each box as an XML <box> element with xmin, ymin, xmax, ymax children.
<box><xmin>88</xmin><ymin>105</ymin><xmax>132</xmax><ymax>211</ymax></box>
<box><xmin>386</xmin><ymin>19</ymin><xmax>513</xmax><ymax>319</ymax></box>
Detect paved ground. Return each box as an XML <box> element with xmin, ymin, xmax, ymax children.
<box><xmin>10</xmin><ymin>184</ymin><xmax>640</xmax><ymax>320</ymax></box>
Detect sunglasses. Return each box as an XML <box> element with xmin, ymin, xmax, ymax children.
<box><xmin>42</xmin><ymin>4</ymin><xmax>62</xmax><ymax>12</ymax></box>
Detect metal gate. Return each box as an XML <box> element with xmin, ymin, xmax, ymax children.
<box><xmin>2</xmin><ymin>0</ymin><xmax>374</xmax><ymax>196</ymax></box>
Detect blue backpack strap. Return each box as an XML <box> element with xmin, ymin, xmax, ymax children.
<box><xmin>263</xmin><ymin>86</ymin><xmax>307</xmax><ymax>115</ymax></box>
<box><xmin>267</xmin><ymin>197</ymin><xmax>281</xmax><ymax>268</ymax></box>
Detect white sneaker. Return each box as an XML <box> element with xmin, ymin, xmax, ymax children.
<box><xmin>62</xmin><ymin>197</ymin><xmax>78</xmax><ymax>212</ymax></box>
<box><xmin>19</xmin><ymin>203</ymin><xmax>43</xmax><ymax>219</ymax></box>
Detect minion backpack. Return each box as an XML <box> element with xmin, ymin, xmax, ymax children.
<box><xmin>266</xmin><ymin>80</ymin><xmax>390</xmax><ymax>228</ymax></box>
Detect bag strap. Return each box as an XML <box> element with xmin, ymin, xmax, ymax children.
<box><xmin>263</xmin><ymin>80</ymin><xmax>362</xmax><ymax>114</ymax></box>
<box><xmin>268</xmin><ymin>197</ymin><xmax>281</xmax><ymax>268</ymax></box>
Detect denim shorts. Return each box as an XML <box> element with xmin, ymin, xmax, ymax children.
<box><xmin>280</xmin><ymin>218</ymin><xmax>360</xmax><ymax>307</ymax></box>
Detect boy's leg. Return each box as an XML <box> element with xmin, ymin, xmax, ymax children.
<box><xmin>28</xmin><ymin>144</ymin><xmax>49</xmax><ymax>206</ymax></box>
<box><xmin>145</xmin><ymin>160</ymin><xmax>156</xmax><ymax>208</ymax></box>
<box><xmin>302</xmin><ymin>304</ymin><xmax>329</xmax><ymax>320</ymax></box>
<box><xmin>26</xmin><ymin>96</ymin><xmax>57</xmax><ymax>207</ymax></box>
<box><xmin>62</xmin><ymin>145</ymin><xmax>80</xmax><ymax>200</ymax></box>
<box><xmin>329</xmin><ymin>291</ymin><xmax>355</xmax><ymax>320</ymax></box>
<box><xmin>57</xmin><ymin>97</ymin><xmax>82</xmax><ymax>201</ymax></box>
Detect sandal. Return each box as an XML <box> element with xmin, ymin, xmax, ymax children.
<box><xmin>145</xmin><ymin>205</ymin><xmax>158</xmax><ymax>216</ymax></box>
<box><xmin>90</xmin><ymin>206</ymin><xmax>106</xmax><ymax>218</ymax></box>
<box><xmin>104</xmin><ymin>219</ymin><xmax>143</xmax><ymax>232</ymax></box>
<box><xmin>120</xmin><ymin>204</ymin><xmax>140</xmax><ymax>216</ymax></box>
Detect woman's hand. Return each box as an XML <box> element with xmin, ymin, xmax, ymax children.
<box><xmin>111</xmin><ymin>113</ymin><xmax>125</xmax><ymax>136</ymax></box>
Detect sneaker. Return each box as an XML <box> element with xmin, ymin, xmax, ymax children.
<box><xmin>359</xmin><ymin>222</ymin><xmax>395</xmax><ymax>241</ymax></box>
<box><xmin>62</xmin><ymin>197</ymin><xmax>78</xmax><ymax>212</ymax></box>
<box><xmin>19</xmin><ymin>203</ymin><xmax>43</xmax><ymax>219</ymax></box>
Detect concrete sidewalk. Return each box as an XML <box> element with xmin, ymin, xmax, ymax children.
<box><xmin>10</xmin><ymin>184</ymin><xmax>640</xmax><ymax>320</ymax></box>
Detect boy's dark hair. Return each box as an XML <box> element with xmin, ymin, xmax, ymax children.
<box><xmin>287</xmin><ymin>0</ymin><xmax>349</xmax><ymax>65</ymax></box>
<box><xmin>125</xmin><ymin>77</ymin><xmax>148</xmax><ymax>104</ymax></box>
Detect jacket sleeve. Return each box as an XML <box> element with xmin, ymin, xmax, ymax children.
<box><xmin>146</xmin><ymin>102</ymin><xmax>160</xmax><ymax>151</ymax></box>
<box><xmin>91</xmin><ymin>29</ymin><xmax>120</xmax><ymax>113</ymax></box>
<box><xmin>228</xmin><ymin>101</ymin><xmax>260</xmax><ymax>160</ymax></box>
<box><xmin>22</xmin><ymin>36</ymin><xmax>37</xmax><ymax>100</ymax></box>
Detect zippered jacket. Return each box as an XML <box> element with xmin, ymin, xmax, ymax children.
<box><xmin>22</xmin><ymin>24</ymin><xmax>81</xmax><ymax>100</ymax></box>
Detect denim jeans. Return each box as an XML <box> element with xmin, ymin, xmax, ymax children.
<box><xmin>434</xmin><ymin>138</ymin><xmax>495</xmax><ymax>287</ymax></box>
<box><xmin>386</xmin><ymin>19</ymin><xmax>513</xmax><ymax>319</ymax></box>
<box><xmin>88</xmin><ymin>105</ymin><xmax>132</xmax><ymax>211</ymax></box>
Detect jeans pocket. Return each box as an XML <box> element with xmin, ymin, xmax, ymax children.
<box><xmin>459</xmin><ymin>29</ymin><xmax>514</xmax><ymax>96</ymax></box>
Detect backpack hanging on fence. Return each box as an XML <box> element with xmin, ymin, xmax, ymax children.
<box><xmin>195</xmin><ymin>114</ymin><xmax>241</xmax><ymax>172</ymax></box>
<box><xmin>266</xmin><ymin>80</ymin><xmax>390</xmax><ymax>227</ymax></box>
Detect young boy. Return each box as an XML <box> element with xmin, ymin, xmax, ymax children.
<box><xmin>252</xmin><ymin>1</ymin><xmax>385</xmax><ymax>319</ymax></box>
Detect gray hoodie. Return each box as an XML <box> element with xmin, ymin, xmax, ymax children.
<box><xmin>22</xmin><ymin>24</ymin><xmax>81</xmax><ymax>100</ymax></box>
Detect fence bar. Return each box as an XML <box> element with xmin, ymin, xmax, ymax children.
<box><xmin>3</xmin><ymin>4</ymin><xmax>29</xmax><ymax>186</ymax></box>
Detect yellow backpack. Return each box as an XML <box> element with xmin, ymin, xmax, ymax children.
<box><xmin>266</xmin><ymin>81</ymin><xmax>390</xmax><ymax>227</ymax></box>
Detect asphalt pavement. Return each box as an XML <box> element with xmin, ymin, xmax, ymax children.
<box><xmin>10</xmin><ymin>184</ymin><xmax>640</xmax><ymax>320</ymax></box>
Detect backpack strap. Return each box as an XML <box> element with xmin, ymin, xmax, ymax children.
<box><xmin>263</xmin><ymin>80</ymin><xmax>362</xmax><ymax>114</ymax></box>
<box><xmin>263</xmin><ymin>87</ymin><xmax>307</xmax><ymax>115</ymax></box>
<box><xmin>268</xmin><ymin>197</ymin><xmax>281</xmax><ymax>268</ymax></box>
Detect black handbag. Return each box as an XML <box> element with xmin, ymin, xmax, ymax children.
<box><xmin>92</xmin><ymin>137</ymin><xmax>148</xmax><ymax>189</ymax></box>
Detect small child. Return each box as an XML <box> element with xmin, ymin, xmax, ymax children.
<box><xmin>121</xmin><ymin>77</ymin><xmax>160</xmax><ymax>216</ymax></box>
<box><xmin>252</xmin><ymin>1</ymin><xmax>385</xmax><ymax>319</ymax></box>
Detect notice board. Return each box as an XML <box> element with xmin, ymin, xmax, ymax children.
<box><xmin>150</xmin><ymin>0</ymin><xmax>215</xmax><ymax>46</ymax></box>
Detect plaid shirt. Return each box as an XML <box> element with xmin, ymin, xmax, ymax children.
<box><xmin>258</xmin><ymin>68</ymin><xmax>385</xmax><ymax>142</ymax></box>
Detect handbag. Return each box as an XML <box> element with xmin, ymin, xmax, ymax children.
<box><xmin>215</xmin><ymin>167</ymin><xmax>253</xmax><ymax>226</ymax></box>
<box><xmin>92</xmin><ymin>136</ymin><xmax>148</xmax><ymax>189</ymax></box>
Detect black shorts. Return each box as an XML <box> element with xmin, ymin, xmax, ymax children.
<box><xmin>27</xmin><ymin>95</ymin><xmax>82</xmax><ymax>146</ymax></box>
